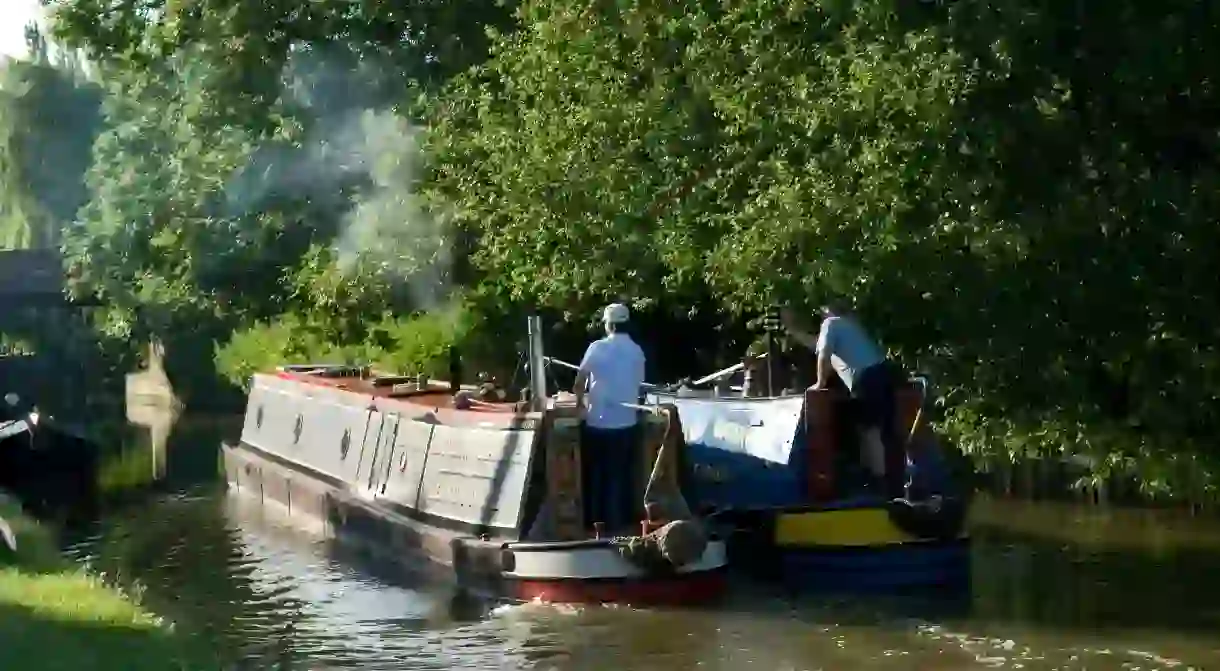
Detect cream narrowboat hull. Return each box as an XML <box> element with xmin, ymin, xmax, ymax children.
<box><xmin>222</xmin><ymin>367</ymin><xmax>727</xmax><ymax>605</ymax></box>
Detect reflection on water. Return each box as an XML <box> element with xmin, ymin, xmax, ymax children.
<box><xmin>60</xmin><ymin>411</ymin><xmax>1220</xmax><ymax>670</ymax></box>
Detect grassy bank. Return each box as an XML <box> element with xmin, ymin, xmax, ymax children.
<box><xmin>0</xmin><ymin>495</ymin><xmax>222</xmax><ymax>671</ymax></box>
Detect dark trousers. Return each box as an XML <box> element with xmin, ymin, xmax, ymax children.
<box><xmin>580</xmin><ymin>424</ymin><xmax>640</xmax><ymax>533</ymax></box>
<box><xmin>854</xmin><ymin>362</ymin><xmax>905</xmax><ymax>499</ymax></box>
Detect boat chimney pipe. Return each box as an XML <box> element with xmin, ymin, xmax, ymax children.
<box><xmin>527</xmin><ymin>315</ymin><xmax>548</xmax><ymax>411</ymax></box>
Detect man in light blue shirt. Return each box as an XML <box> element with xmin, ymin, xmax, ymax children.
<box><xmin>783</xmin><ymin>302</ymin><xmax>903</xmax><ymax>498</ymax></box>
<box><xmin>573</xmin><ymin>303</ymin><xmax>646</xmax><ymax>532</ymax></box>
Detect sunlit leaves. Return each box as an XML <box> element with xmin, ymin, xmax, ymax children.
<box><xmin>426</xmin><ymin>0</ymin><xmax>1220</xmax><ymax>500</ymax></box>
<box><xmin>33</xmin><ymin>0</ymin><xmax>1220</xmax><ymax>500</ymax></box>
<box><xmin>0</xmin><ymin>34</ymin><xmax>101</xmax><ymax>251</ymax></box>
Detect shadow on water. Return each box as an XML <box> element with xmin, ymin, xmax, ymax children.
<box><xmin>966</xmin><ymin>497</ymin><xmax>1220</xmax><ymax>636</ymax></box>
<box><xmin>38</xmin><ymin>405</ymin><xmax>1220</xmax><ymax>670</ymax></box>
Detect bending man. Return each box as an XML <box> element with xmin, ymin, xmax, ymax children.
<box><xmin>783</xmin><ymin>303</ymin><xmax>904</xmax><ymax>499</ymax></box>
<box><xmin>573</xmin><ymin>303</ymin><xmax>647</xmax><ymax>532</ymax></box>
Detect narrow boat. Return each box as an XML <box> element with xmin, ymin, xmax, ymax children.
<box><xmin>222</xmin><ymin>317</ymin><xmax>728</xmax><ymax>606</ymax></box>
<box><xmin>0</xmin><ymin>393</ymin><xmax>36</xmax><ymax>446</ymax></box>
<box><xmin>0</xmin><ymin>392</ymin><xmax>98</xmax><ymax>515</ymax></box>
<box><xmin>645</xmin><ymin>364</ymin><xmax>971</xmax><ymax>593</ymax></box>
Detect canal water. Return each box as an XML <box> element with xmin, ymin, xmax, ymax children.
<box><xmin>56</xmin><ymin>412</ymin><xmax>1220</xmax><ymax>670</ymax></box>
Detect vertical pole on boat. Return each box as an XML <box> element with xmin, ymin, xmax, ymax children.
<box><xmin>764</xmin><ymin>307</ymin><xmax>780</xmax><ymax>397</ymax></box>
<box><xmin>526</xmin><ymin>315</ymin><xmax>548</xmax><ymax>411</ymax></box>
<box><xmin>765</xmin><ymin>332</ymin><xmax>775</xmax><ymax>397</ymax></box>
<box><xmin>448</xmin><ymin>345</ymin><xmax>463</xmax><ymax>391</ymax></box>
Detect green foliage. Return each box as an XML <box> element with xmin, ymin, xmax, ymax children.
<box><xmin>96</xmin><ymin>440</ymin><xmax>160</xmax><ymax>495</ymax></box>
<box><xmin>214</xmin><ymin>313</ymin><xmax>377</xmax><ymax>390</ymax></box>
<box><xmin>0</xmin><ymin>494</ymin><xmax>226</xmax><ymax>670</ymax></box>
<box><xmin>427</xmin><ymin>0</ymin><xmax>977</xmax><ymax>317</ymax></box>
<box><xmin>44</xmin><ymin>0</ymin><xmax>509</xmax><ymax>395</ymax></box>
<box><xmin>0</xmin><ymin>334</ymin><xmax>35</xmax><ymax>356</ymax></box>
<box><xmin>424</xmin><ymin>0</ymin><xmax>1220</xmax><ymax>502</ymax></box>
<box><xmin>214</xmin><ymin>297</ymin><xmax>476</xmax><ymax>389</ymax></box>
<box><xmin>0</xmin><ymin>492</ymin><xmax>63</xmax><ymax>570</ymax></box>
<box><xmin>0</xmin><ymin>25</ymin><xmax>102</xmax><ymax>250</ymax></box>
<box><xmin>27</xmin><ymin>0</ymin><xmax>1220</xmax><ymax>505</ymax></box>
<box><xmin>49</xmin><ymin>0</ymin><xmax>515</xmax><ymax>101</ymax></box>
<box><xmin>373</xmin><ymin>302</ymin><xmax>472</xmax><ymax>377</ymax></box>
<box><xmin>63</xmin><ymin>52</ymin><xmax>259</xmax><ymax>340</ymax></box>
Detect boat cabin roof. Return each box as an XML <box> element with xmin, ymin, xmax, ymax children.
<box><xmin>272</xmin><ymin>366</ymin><xmax>524</xmax><ymax>415</ymax></box>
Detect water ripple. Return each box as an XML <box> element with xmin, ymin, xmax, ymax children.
<box><xmin>55</xmin><ymin>490</ymin><xmax>1220</xmax><ymax>670</ymax></box>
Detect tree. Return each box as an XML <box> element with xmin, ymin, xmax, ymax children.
<box><xmin>426</xmin><ymin>0</ymin><xmax>984</xmax><ymax>332</ymax></box>
<box><xmin>34</xmin><ymin>0</ymin><xmax>1220</xmax><ymax>499</ymax></box>
<box><xmin>47</xmin><ymin>0</ymin><xmax>516</xmax><ymax>135</ymax></box>
<box><xmin>426</xmin><ymin>0</ymin><xmax>1220</xmax><ymax>499</ymax></box>
<box><xmin>0</xmin><ymin>24</ymin><xmax>102</xmax><ymax>250</ymax></box>
<box><xmin>44</xmin><ymin>0</ymin><xmax>517</xmax><ymax>403</ymax></box>
<box><xmin>45</xmin><ymin>0</ymin><xmax>518</xmax><ymax>328</ymax></box>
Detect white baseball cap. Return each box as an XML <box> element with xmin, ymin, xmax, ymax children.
<box><xmin>602</xmin><ymin>303</ymin><xmax>630</xmax><ymax>324</ymax></box>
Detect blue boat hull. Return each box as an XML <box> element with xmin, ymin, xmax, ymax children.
<box><xmin>777</xmin><ymin>537</ymin><xmax>971</xmax><ymax>592</ymax></box>
<box><xmin>649</xmin><ymin>389</ymin><xmax>971</xmax><ymax>592</ymax></box>
<box><xmin>713</xmin><ymin>500</ymin><xmax>972</xmax><ymax>592</ymax></box>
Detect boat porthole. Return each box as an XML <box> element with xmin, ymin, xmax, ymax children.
<box><xmin>292</xmin><ymin>415</ymin><xmax>304</xmax><ymax>444</ymax></box>
<box><xmin>255</xmin><ymin>405</ymin><xmax>264</xmax><ymax>429</ymax></box>
<box><xmin>339</xmin><ymin>429</ymin><xmax>351</xmax><ymax>460</ymax></box>
<box><xmin>500</xmin><ymin>549</ymin><xmax>516</xmax><ymax>573</ymax></box>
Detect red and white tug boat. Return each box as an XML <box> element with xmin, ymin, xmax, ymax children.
<box><xmin>221</xmin><ymin>316</ymin><xmax>728</xmax><ymax>606</ymax></box>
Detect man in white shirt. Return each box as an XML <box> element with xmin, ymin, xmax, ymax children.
<box><xmin>783</xmin><ymin>302</ymin><xmax>904</xmax><ymax>498</ymax></box>
<box><xmin>573</xmin><ymin>303</ymin><xmax>646</xmax><ymax>532</ymax></box>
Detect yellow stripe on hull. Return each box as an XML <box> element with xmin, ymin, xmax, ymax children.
<box><xmin>774</xmin><ymin>507</ymin><xmax>951</xmax><ymax>548</ymax></box>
